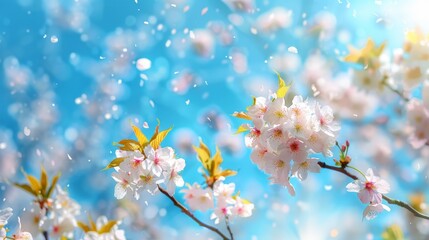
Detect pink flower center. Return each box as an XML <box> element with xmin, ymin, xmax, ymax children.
<box><xmin>53</xmin><ymin>225</ymin><xmax>60</xmax><ymax>234</ymax></box>
<box><xmin>365</xmin><ymin>181</ymin><xmax>375</xmax><ymax>190</ymax></box>
<box><xmin>221</xmin><ymin>207</ymin><xmax>228</xmax><ymax>215</ymax></box>
<box><xmin>290</xmin><ymin>141</ymin><xmax>299</xmax><ymax>152</ymax></box>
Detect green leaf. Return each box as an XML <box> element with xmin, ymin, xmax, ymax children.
<box><xmin>14</xmin><ymin>183</ymin><xmax>37</xmax><ymax>196</ymax></box>
<box><xmin>275</xmin><ymin>71</ymin><xmax>290</xmax><ymax>99</ymax></box>
<box><xmin>382</xmin><ymin>224</ymin><xmax>404</xmax><ymax>240</ymax></box>
<box><xmin>149</xmin><ymin>126</ymin><xmax>173</xmax><ymax>150</ymax></box>
<box><xmin>235</xmin><ymin>124</ymin><xmax>249</xmax><ymax>134</ymax></box>
<box><xmin>46</xmin><ymin>173</ymin><xmax>60</xmax><ymax>198</ymax></box>
<box><xmin>98</xmin><ymin>220</ymin><xmax>118</xmax><ymax>234</ymax></box>
<box><xmin>132</xmin><ymin>124</ymin><xmax>148</xmax><ymax>146</ymax></box>
<box><xmin>103</xmin><ymin>157</ymin><xmax>126</xmax><ymax>170</ymax></box>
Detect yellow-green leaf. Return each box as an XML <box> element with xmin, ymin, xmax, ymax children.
<box><xmin>219</xmin><ymin>169</ymin><xmax>237</xmax><ymax>178</ymax></box>
<box><xmin>149</xmin><ymin>126</ymin><xmax>172</xmax><ymax>149</ymax></box>
<box><xmin>275</xmin><ymin>71</ymin><xmax>290</xmax><ymax>99</ymax></box>
<box><xmin>25</xmin><ymin>174</ymin><xmax>41</xmax><ymax>195</ymax></box>
<box><xmin>232</xmin><ymin>111</ymin><xmax>252</xmax><ymax>120</ymax></box>
<box><xmin>98</xmin><ymin>220</ymin><xmax>118</xmax><ymax>234</ymax></box>
<box><xmin>40</xmin><ymin>166</ymin><xmax>48</xmax><ymax>196</ymax></box>
<box><xmin>132</xmin><ymin>125</ymin><xmax>148</xmax><ymax>146</ymax></box>
<box><xmin>46</xmin><ymin>173</ymin><xmax>60</xmax><ymax>198</ymax></box>
<box><xmin>382</xmin><ymin>224</ymin><xmax>404</xmax><ymax>240</ymax></box>
<box><xmin>117</xmin><ymin>139</ymin><xmax>141</xmax><ymax>151</ymax></box>
<box><xmin>103</xmin><ymin>157</ymin><xmax>126</xmax><ymax>170</ymax></box>
<box><xmin>14</xmin><ymin>183</ymin><xmax>37</xmax><ymax>196</ymax></box>
<box><xmin>88</xmin><ymin>214</ymin><xmax>97</xmax><ymax>231</ymax></box>
<box><xmin>77</xmin><ymin>221</ymin><xmax>91</xmax><ymax>233</ymax></box>
<box><xmin>235</xmin><ymin>124</ymin><xmax>249</xmax><ymax>134</ymax></box>
<box><xmin>211</xmin><ymin>147</ymin><xmax>223</xmax><ymax>176</ymax></box>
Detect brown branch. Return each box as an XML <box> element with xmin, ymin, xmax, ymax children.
<box><xmin>225</xmin><ymin>217</ymin><xmax>234</xmax><ymax>240</ymax></box>
<box><xmin>157</xmin><ymin>185</ymin><xmax>229</xmax><ymax>240</ymax></box>
<box><xmin>317</xmin><ymin>161</ymin><xmax>429</xmax><ymax>221</ymax></box>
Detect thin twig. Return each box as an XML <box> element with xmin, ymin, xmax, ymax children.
<box><xmin>157</xmin><ymin>185</ymin><xmax>229</xmax><ymax>240</ymax></box>
<box><xmin>225</xmin><ymin>217</ymin><xmax>234</xmax><ymax>240</ymax></box>
<box><xmin>317</xmin><ymin>161</ymin><xmax>429</xmax><ymax>221</ymax></box>
<box><xmin>383</xmin><ymin>81</ymin><xmax>410</xmax><ymax>102</ymax></box>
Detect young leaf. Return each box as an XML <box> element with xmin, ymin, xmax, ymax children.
<box><xmin>77</xmin><ymin>221</ymin><xmax>91</xmax><ymax>233</ymax></box>
<box><xmin>117</xmin><ymin>139</ymin><xmax>141</xmax><ymax>151</ymax></box>
<box><xmin>132</xmin><ymin>125</ymin><xmax>148</xmax><ymax>146</ymax></box>
<box><xmin>275</xmin><ymin>71</ymin><xmax>290</xmax><ymax>99</ymax></box>
<box><xmin>235</xmin><ymin>124</ymin><xmax>249</xmax><ymax>134</ymax></box>
<box><xmin>219</xmin><ymin>169</ymin><xmax>237</xmax><ymax>178</ymax></box>
<box><xmin>46</xmin><ymin>173</ymin><xmax>60</xmax><ymax>198</ymax></box>
<box><xmin>150</xmin><ymin>126</ymin><xmax>172</xmax><ymax>149</ymax></box>
<box><xmin>211</xmin><ymin>147</ymin><xmax>223</xmax><ymax>176</ymax></box>
<box><xmin>25</xmin><ymin>174</ymin><xmax>41</xmax><ymax>195</ymax></box>
<box><xmin>98</xmin><ymin>220</ymin><xmax>118</xmax><ymax>234</ymax></box>
<box><xmin>103</xmin><ymin>157</ymin><xmax>126</xmax><ymax>170</ymax></box>
<box><xmin>232</xmin><ymin>111</ymin><xmax>252</xmax><ymax>120</ymax></box>
<box><xmin>40</xmin><ymin>167</ymin><xmax>48</xmax><ymax>196</ymax></box>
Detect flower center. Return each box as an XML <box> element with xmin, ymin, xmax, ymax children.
<box><xmin>365</xmin><ymin>181</ymin><xmax>375</xmax><ymax>190</ymax></box>
<box><xmin>290</xmin><ymin>141</ymin><xmax>299</xmax><ymax>152</ymax></box>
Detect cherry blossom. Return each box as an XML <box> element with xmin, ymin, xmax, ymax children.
<box><xmin>363</xmin><ymin>203</ymin><xmax>391</xmax><ymax>220</ymax></box>
<box><xmin>181</xmin><ymin>183</ymin><xmax>214</xmax><ymax>211</ymax></box>
<box><xmin>346</xmin><ymin>168</ymin><xmax>390</xmax><ymax>204</ymax></box>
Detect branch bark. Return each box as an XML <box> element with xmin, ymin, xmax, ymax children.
<box><xmin>157</xmin><ymin>185</ymin><xmax>229</xmax><ymax>240</ymax></box>
<box><xmin>317</xmin><ymin>161</ymin><xmax>429</xmax><ymax>221</ymax></box>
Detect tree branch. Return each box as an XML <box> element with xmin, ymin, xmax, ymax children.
<box><xmin>317</xmin><ymin>161</ymin><xmax>429</xmax><ymax>221</ymax></box>
<box><xmin>225</xmin><ymin>217</ymin><xmax>234</xmax><ymax>240</ymax></box>
<box><xmin>157</xmin><ymin>185</ymin><xmax>229</xmax><ymax>240</ymax></box>
<box><xmin>383</xmin><ymin>81</ymin><xmax>410</xmax><ymax>102</ymax></box>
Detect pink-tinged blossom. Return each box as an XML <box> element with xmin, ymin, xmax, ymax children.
<box><xmin>13</xmin><ymin>218</ymin><xmax>33</xmax><ymax>240</ymax></box>
<box><xmin>181</xmin><ymin>183</ymin><xmax>214</xmax><ymax>211</ymax></box>
<box><xmin>139</xmin><ymin>161</ymin><xmax>164</xmax><ymax>195</ymax></box>
<box><xmin>346</xmin><ymin>168</ymin><xmax>390</xmax><ymax>204</ymax></box>
<box><xmin>244</xmin><ymin>118</ymin><xmax>264</xmax><ymax>147</ymax></box>
<box><xmin>250</xmin><ymin>146</ymin><xmax>270</xmax><ymax>172</ymax></box>
<box><xmin>145</xmin><ymin>146</ymin><xmax>174</xmax><ymax>177</ymax></box>
<box><xmin>164</xmin><ymin>158</ymin><xmax>186</xmax><ymax>195</ymax></box>
<box><xmin>210</xmin><ymin>203</ymin><xmax>232</xmax><ymax>225</ymax></box>
<box><xmin>280</xmin><ymin>137</ymin><xmax>307</xmax><ymax>163</ymax></box>
<box><xmin>112</xmin><ymin>170</ymin><xmax>134</xmax><ymax>200</ymax></box>
<box><xmin>291</xmin><ymin>158</ymin><xmax>321</xmax><ymax>181</ymax></box>
<box><xmin>247</xmin><ymin>97</ymin><xmax>268</xmax><ymax>119</ymax></box>
<box><xmin>264</xmin><ymin>98</ymin><xmax>288</xmax><ymax>125</ymax></box>
<box><xmin>262</xmin><ymin>124</ymin><xmax>289</xmax><ymax>151</ymax></box>
<box><xmin>407</xmin><ymin>99</ymin><xmax>429</xmax><ymax>148</ymax></box>
<box><xmin>314</xmin><ymin>102</ymin><xmax>340</xmax><ymax>137</ymax></box>
<box><xmin>363</xmin><ymin>203</ymin><xmax>390</xmax><ymax>220</ymax></box>
<box><xmin>231</xmin><ymin>197</ymin><xmax>254</xmax><ymax>218</ymax></box>
<box><xmin>213</xmin><ymin>178</ymin><xmax>236</xmax><ymax>204</ymax></box>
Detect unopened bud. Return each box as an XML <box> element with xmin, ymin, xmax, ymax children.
<box><xmin>341</xmin><ymin>145</ymin><xmax>346</xmax><ymax>152</ymax></box>
<box><xmin>346</xmin><ymin>140</ymin><xmax>350</xmax><ymax>147</ymax></box>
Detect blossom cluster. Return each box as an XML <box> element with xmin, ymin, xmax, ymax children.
<box><xmin>406</xmin><ymin>96</ymin><xmax>429</xmax><ymax>148</ymax></box>
<box><xmin>182</xmin><ymin>177</ymin><xmax>254</xmax><ymax>224</ymax></box>
<box><xmin>1</xmin><ymin>208</ymin><xmax>33</xmax><ymax>240</ymax></box>
<box><xmin>23</xmin><ymin>186</ymin><xmax>81</xmax><ymax>239</ymax></box>
<box><xmin>238</xmin><ymin>83</ymin><xmax>340</xmax><ymax>194</ymax></box>
<box><xmin>346</xmin><ymin>168</ymin><xmax>391</xmax><ymax>220</ymax></box>
<box><xmin>109</xmin><ymin>125</ymin><xmax>185</xmax><ymax>200</ymax></box>
<box><xmin>112</xmin><ymin>144</ymin><xmax>185</xmax><ymax>199</ymax></box>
